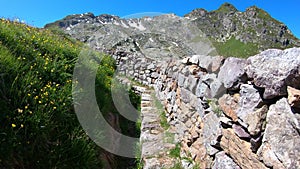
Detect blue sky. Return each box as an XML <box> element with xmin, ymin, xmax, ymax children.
<box><xmin>1</xmin><ymin>0</ymin><xmax>299</xmax><ymax>38</ymax></box>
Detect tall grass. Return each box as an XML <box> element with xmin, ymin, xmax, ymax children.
<box><xmin>0</xmin><ymin>18</ymin><xmax>133</xmax><ymax>168</ymax></box>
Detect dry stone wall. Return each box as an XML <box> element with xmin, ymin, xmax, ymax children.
<box><xmin>114</xmin><ymin>47</ymin><xmax>300</xmax><ymax>169</ymax></box>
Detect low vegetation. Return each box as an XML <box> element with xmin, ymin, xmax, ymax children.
<box><xmin>212</xmin><ymin>37</ymin><xmax>259</xmax><ymax>58</ymax></box>
<box><xmin>152</xmin><ymin>93</ymin><xmax>170</xmax><ymax>130</ymax></box>
<box><xmin>169</xmin><ymin>143</ymin><xmax>181</xmax><ymax>158</ymax></box>
<box><xmin>0</xmin><ymin>18</ymin><xmax>140</xmax><ymax>168</ymax></box>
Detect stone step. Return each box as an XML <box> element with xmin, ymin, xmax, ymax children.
<box><xmin>141</xmin><ymin>107</ymin><xmax>155</xmax><ymax>112</ymax></box>
<box><xmin>142</xmin><ymin>97</ymin><xmax>152</xmax><ymax>101</ymax></box>
<box><xmin>135</xmin><ymin>87</ymin><xmax>177</xmax><ymax>169</ymax></box>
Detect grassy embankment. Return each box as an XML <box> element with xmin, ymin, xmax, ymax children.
<box><xmin>0</xmin><ymin>19</ymin><xmax>140</xmax><ymax>168</ymax></box>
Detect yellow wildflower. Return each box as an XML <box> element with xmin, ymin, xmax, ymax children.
<box><xmin>11</xmin><ymin>124</ymin><xmax>16</xmax><ymax>128</ymax></box>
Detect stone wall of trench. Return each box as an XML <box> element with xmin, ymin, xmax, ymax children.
<box><xmin>113</xmin><ymin>48</ymin><xmax>300</xmax><ymax>169</ymax></box>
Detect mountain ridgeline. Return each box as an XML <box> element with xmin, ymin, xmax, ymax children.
<box><xmin>45</xmin><ymin>3</ymin><xmax>300</xmax><ymax>58</ymax></box>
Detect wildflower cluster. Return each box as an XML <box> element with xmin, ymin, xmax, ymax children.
<box><xmin>0</xmin><ymin>18</ymin><xmax>108</xmax><ymax>168</ymax></box>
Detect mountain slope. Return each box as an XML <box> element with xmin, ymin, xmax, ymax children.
<box><xmin>45</xmin><ymin>3</ymin><xmax>300</xmax><ymax>58</ymax></box>
<box><xmin>186</xmin><ymin>3</ymin><xmax>300</xmax><ymax>56</ymax></box>
<box><xmin>0</xmin><ymin>18</ymin><xmax>128</xmax><ymax>168</ymax></box>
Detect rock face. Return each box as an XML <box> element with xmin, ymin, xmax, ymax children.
<box><xmin>243</xmin><ymin>105</ymin><xmax>268</xmax><ymax>136</ymax></box>
<box><xmin>245</xmin><ymin>48</ymin><xmax>300</xmax><ymax>99</ymax></box>
<box><xmin>188</xmin><ymin>55</ymin><xmax>224</xmax><ymax>73</ymax></box>
<box><xmin>258</xmin><ymin>98</ymin><xmax>300</xmax><ymax>169</ymax></box>
<box><xmin>185</xmin><ymin>3</ymin><xmax>300</xmax><ymax>52</ymax></box>
<box><xmin>202</xmin><ymin>112</ymin><xmax>222</xmax><ymax>155</ymax></box>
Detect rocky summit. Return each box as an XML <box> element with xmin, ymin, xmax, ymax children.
<box><xmin>46</xmin><ymin>3</ymin><xmax>300</xmax><ymax>169</ymax></box>
<box><xmin>46</xmin><ymin>3</ymin><xmax>300</xmax><ymax>58</ymax></box>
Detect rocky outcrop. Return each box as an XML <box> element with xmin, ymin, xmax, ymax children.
<box><xmin>257</xmin><ymin>98</ymin><xmax>300</xmax><ymax>168</ymax></box>
<box><xmin>185</xmin><ymin>3</ymin><xmax>300</xmax><ymax>51</ymax></box>
<box><xmin>245</xmin><ymin>48</ymin><xmax>300</xmax><ymax>99</ymax></box>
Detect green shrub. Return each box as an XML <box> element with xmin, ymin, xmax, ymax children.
<box><xmin>169</xmin><ymin>143</ymin><xmax>181</xmax><ymax>158</ymax></box>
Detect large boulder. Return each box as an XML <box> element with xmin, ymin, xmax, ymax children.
<box><xmin>212</xmin><ymin>152</ymin><xmax>240</xmax><ymax>169</ymax></box>
<box><xmin>243</xmin><ymin>105</ymin><xmax>268</xmax><ymax>136</ymax></box>
<box><xmin>184</xmin><ymin>75</ymin><xmax>199</xmax><ymax>93</ymax></box>
<box><xmin>218</xmin><ymin>94</ymin><xmax>240</xmax><ymax>122</ymax></box>
<box><xmin>180</xmin><ymin>88</ymin><xmax>192</xmax><ymax>103</ymax></box>
<box><xmin>220</xmin><ymin>129</ymin><xmax>267</xmax><ymax>169</ymax></box>
<box><xmin>246</xmin><ymin>48</ymin><xmax>300</xmax><ymax>99</ymax></box>
<box><xmin>287</xmin><ymin>86</ymin><xmax>300</xmax><ymax>109</ymax></box>
<box><xmin>195</xmin><ymin>81</ymin><xmax>210</xmax><ymax>98</ymax></box>
<box><xmin>199</xmin><ymin>74</ymin><xmax>226</xmax><ymax>98</ymax></box>
<box><xmin>257</xmin><ymin>98</ymin><xmax>300</xmax><ymax>168</ymax></box>
<box><xmin>203</xmin><ymin>112</ymin><xmax>222</xmax><ymax>155</ymax></box>
<box><xmin>237</xmin><ymin>84</ymin><xmax>264</xmax><ymax>128</ymax></box>
<box><xmin>187</xmin><ymin>55</ymin><xmax>224</xmax><ymax>73</ymax></box>
<box><xmin>218</xmin><ymin>57</ymin><xmax>247</xmax><ymax>89</ymax></box>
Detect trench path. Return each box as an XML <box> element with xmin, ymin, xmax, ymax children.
<box><xmin>132</xmin><ymin>84</ymin><xmax>178</xmax><ymax>169</ymax></box>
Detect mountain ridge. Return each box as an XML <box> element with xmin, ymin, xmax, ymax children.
<box><xmin>45</xmin><ymin>3</ymin><xmax>300</xmax><ymax>58</ymax></box>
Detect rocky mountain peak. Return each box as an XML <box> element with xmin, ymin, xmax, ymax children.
<box><xmin>45</xmin><ymin>3</ymin><xmax>300</xmax><ymax>57</ymax></box>
<box><xmin>97</xmin><ymin>14</ymin><xmax>120</xmax><ymax>23</ymax></box>
<box><xmin>216</xmin><ymin>2</ymin><xmax>238</xmax><ymax>13</ymax></box>
<box><xmin>184</xmin><ymin>8</ymin><xmax>208</xmax><ymax>18</ymax></box>
<box><xmin>245</xmin><ymin>5</ymin><xmax>274</xmax><ymax>20</ymax></box>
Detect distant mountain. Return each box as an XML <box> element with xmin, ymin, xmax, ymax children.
<box><xmin>45</xmin><ymin>3</ymin><xmax>300</xmax><ymax>58</ymax></box>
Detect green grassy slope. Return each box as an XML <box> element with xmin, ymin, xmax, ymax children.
<box><xmin>0</xmin><ymin>19</ymin><xmax>138</xmax><ymax>168</ymax></box>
